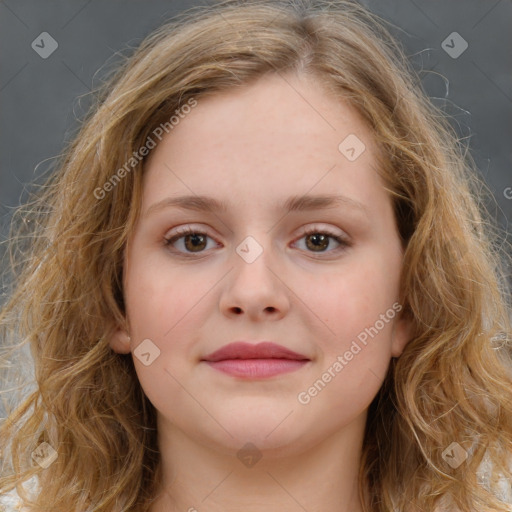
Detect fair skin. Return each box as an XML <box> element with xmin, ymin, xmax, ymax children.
<box><xmin>110</xmin><ymin>72</ymin><xmax>412</xmax><ymax>512</ymax></box>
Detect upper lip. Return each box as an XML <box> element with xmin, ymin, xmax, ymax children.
<box><xmin>202</xmin><ymin>342</ymin><xmax>309</xmax><ymax>362</ymax></box>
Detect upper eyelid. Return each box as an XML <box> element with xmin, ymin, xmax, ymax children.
<box><xmin>165</xmin><ymin>223</ymin><xmax>347</xmax><ymax>240</ymax></box>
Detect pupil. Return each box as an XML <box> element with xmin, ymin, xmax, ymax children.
<box><xmin>185</xmin><ymin>234</ymin><xmax>206</xmax><ymax>252</ymax></box>
<box><xmin>307</xmin><ymin>233</ymin><xmax>328</xmax><ymax>251</ymax></box>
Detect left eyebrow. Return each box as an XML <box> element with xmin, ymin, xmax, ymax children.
<box><xmin>145</xmin><ymin>193</ymin><xmax>370</xmax><ymax>218</ymax></box>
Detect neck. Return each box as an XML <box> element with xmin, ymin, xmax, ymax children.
<box><xmin>148</xmin><ymin>411</ymin><xmax>368</xmax><ymax>512</ymax></box>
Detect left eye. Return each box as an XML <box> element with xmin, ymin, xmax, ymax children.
<box><xmin>163</xmin><ymin>226</ymin><xmax>349</xmax><ymax>256</ymax></box>
<box><xmin>293</xmin><ymin>228</ymin><xmax>348</xmax><ymax>254</ymax></box>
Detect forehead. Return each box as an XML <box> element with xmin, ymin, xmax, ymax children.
<box><xmin>141</xmin><ymin>72</ymin><xmax>384</xmax><ymax>218</ymax></box>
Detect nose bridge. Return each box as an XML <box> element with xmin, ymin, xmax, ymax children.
<box><xmin>219</xmin><ymin>231</ymin><xmax>289</xmax><ymax>317</ymax></box>
<box><xmin>231</xmin><ymin>232</ymin><xmax>277</xmax><ymax>286</ymax></box>
<box><xmin>225</xmin><ymin>206</ymin><xmax>275</xmax><ymax>264</ymax></box>
<box><xmin>235</xmin><ymin>233</ymin><xmax>267</xmax><ymax>266</ymax></box>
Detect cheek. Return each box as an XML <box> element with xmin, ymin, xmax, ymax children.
<box><xmin>305</xmin><ymin>261</ymin><xmax>399</xmax><ymax>336</ymax></box>
<box><xmin>124</xmin><ymin>251</ymin><xmax>202</xmax><ymax>340</ymax></box>
<box><xmin>122</xmin><ymin>260</ymin><xmax>202</xmax><ymax>416</ymax></box>
<box><xmin>300</xmin><ymin>261</ymin><xmax>400</xmax><ymax>393</ymax></box>
<box><xmin>296</xmin><ymin>276</ymin><xmax>396</xmax><ymax>421</ymax></box>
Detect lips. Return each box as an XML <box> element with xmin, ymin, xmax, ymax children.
<box><xmin>202</xmin><ymin>341</ymin><xmax>309</xmax><ymax>362</ymax></box>
<box><xmin>201</xmin><ymin>342</ymin><xmax>310</xmax><ymax>379</ymax></box>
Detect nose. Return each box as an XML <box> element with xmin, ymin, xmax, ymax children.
<box><xmin>218</xmin><ymin>238</ymin><xmax>290</xmax><ymax>321</ymax></box>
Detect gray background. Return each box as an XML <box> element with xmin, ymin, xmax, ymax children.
<box><xmin>1</xmin><ymin>0</ymin><xmax>511</xmax><ymax>261</ymax></box>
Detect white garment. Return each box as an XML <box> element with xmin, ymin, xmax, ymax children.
<box><xmin>0</xmin><ymin>476</ymin><xmax>38</xmax><ymax>511</ymax></box>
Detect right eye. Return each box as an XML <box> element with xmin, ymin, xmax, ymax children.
<box><xmin>163</xmin><ymin>226</ymin><xmax>220</xmax><ymax>256</ymax></box>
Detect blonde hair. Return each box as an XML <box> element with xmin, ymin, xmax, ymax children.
<box><xmin>1</xmin><ymin>0</ymin><xmax>511</xmax><ymax>510</ymax></box>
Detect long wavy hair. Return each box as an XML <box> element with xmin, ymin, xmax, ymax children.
<box><xmin>1</xmin><ymin>1</ymin><xmax>511</xmax><ymax>510</ymax></box>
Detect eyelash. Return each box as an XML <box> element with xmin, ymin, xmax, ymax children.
<box><xmin>163</xmin><ymin>225</ymin><xmax>350</xmax><ymax>258</ymax></box>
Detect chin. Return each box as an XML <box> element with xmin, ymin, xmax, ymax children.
<box><xmin>198</xmin><ymin>415</ymin><xmax>310</xmax><ymax>457</ymax></box>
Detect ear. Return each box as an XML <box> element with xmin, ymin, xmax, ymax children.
<box><xmin>109</xmin><ymin>326</ymin><xmax>132</xmax><ymax>354</ymax></box>
<box><xmin>391</xmin><ymin>311</ymin><xmax>414</xmax><ymax>358</ymax></box>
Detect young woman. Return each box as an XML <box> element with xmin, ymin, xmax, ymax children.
<box><xmin>1</xmin><ymin>1</ymin><xmax>511</xmax><ymax>511</ymax></box>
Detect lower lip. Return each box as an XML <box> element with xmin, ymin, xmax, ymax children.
<box><xmin>204</xmin><ymin>359</ymin><xmax>308</xmax><ymax>378</ymax></box>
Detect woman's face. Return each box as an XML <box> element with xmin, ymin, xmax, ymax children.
<box><xmin>110</xmin><ymin>72</ymin><xmax>411</xmax><ymax>456</ymax></box>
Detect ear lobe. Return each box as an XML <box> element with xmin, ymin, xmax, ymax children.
<box><xmin>109</xmin><ymin>328</ymin><xmax>132</xmax><ymax>354</ymax></box>
<box><xmin>391</xmin><ymin>312</ymin><xmax>414</xmax><ymax>358</ymax></box>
